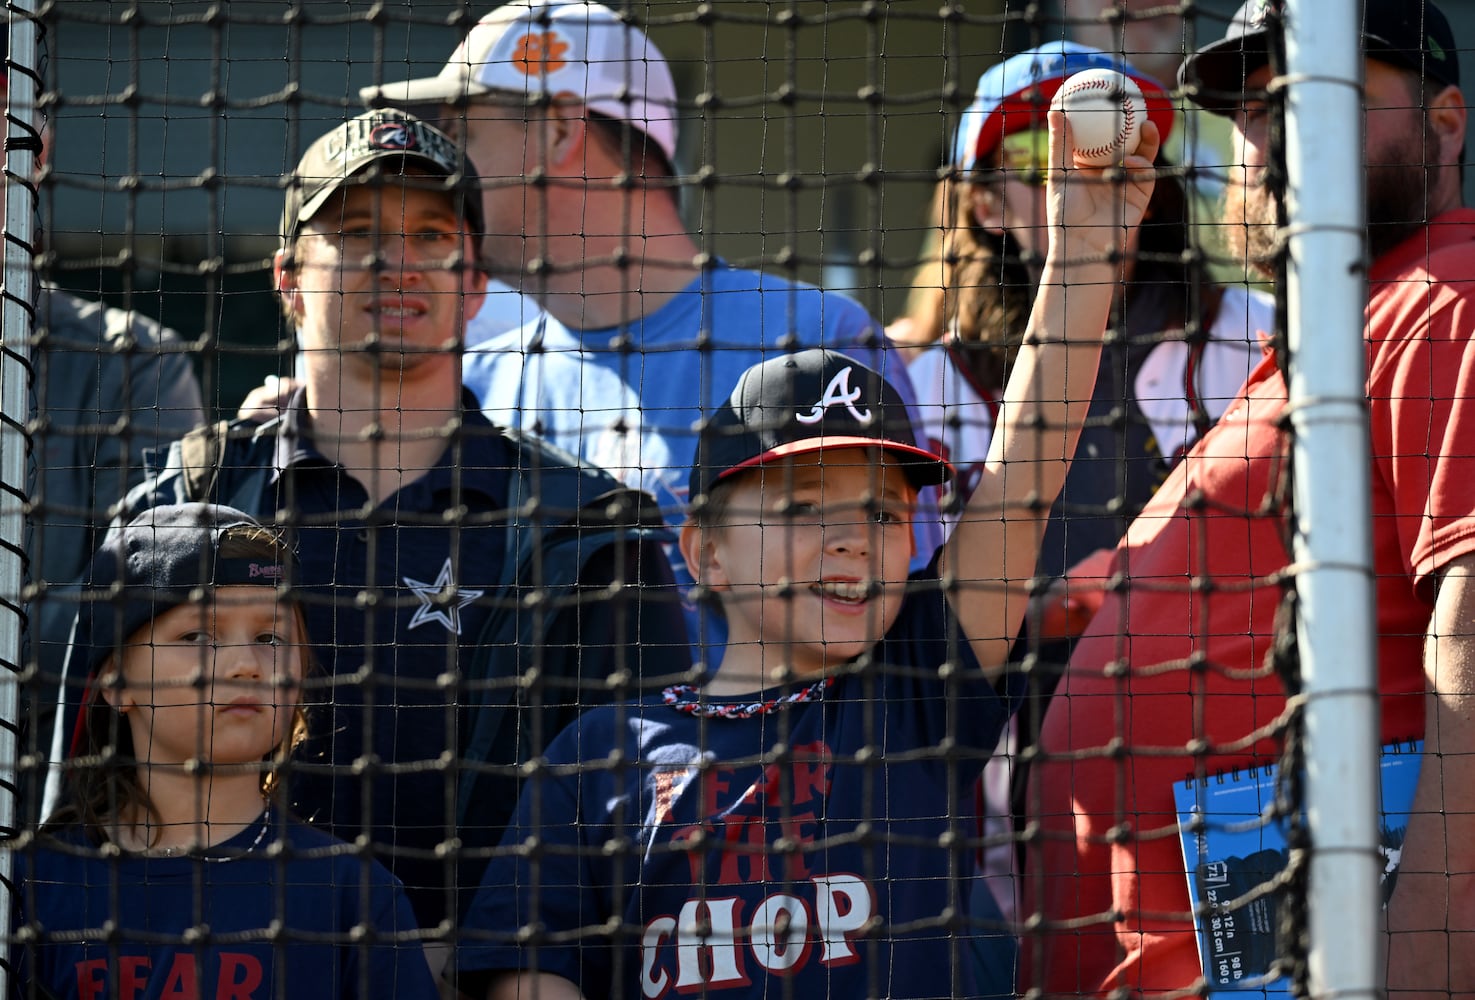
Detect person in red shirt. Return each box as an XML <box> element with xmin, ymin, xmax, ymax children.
<box><xmin>1021</xmin><ymin>1</ymin><xmax>1475</xmax><ymax>997</ymax></box>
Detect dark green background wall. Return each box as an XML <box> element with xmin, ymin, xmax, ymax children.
<box><xmin>35</xmin><ymin>0</ymin><xmax>1432</xmax><ymax>416</ymax></box>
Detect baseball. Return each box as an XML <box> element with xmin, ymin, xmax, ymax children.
<box><xmin>1055</xmin><ymin>69</ymin><xmax>1146</xmax><ymax>167</ymax></box>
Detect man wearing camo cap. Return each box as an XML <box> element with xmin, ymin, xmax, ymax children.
<box><xmin>100</xmin><ymin>108</ymin><xmax>688</xmax><ymax>936</ymax></box>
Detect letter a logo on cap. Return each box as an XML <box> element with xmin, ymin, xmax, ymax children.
<box><xmin>796</xmin><ymin>366</ymin><xmax>873</xmax><ymax>425</ymax></box>
<box><xmin>513</xmin><ymin>31</ymin><xmax>571</xmax><ymax>76</ymax></box>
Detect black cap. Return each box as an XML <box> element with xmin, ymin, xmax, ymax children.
<box><xmin>73</xmin><ymin>503</ymin><xmax>293</xmax><ymax>681</ymax></box>
<box><xmin>1180</xmin><ymin>0</ymin><xmax>1460</xmax><ymax>115</ymax></box>
<box><xmin>280</xmin><ymin>109</ymin><xmax>485</xmax><ymax>254</ymax></box>
<box><xmin>690</xmin><ymin>349</ymin><xmax>952</xmax><ymax>503</ymax></box>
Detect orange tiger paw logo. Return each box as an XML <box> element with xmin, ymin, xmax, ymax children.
<box><xmin>512</xmin><ymin>31</ymin><xmax>570</xmax><ymax>76</ymax></box>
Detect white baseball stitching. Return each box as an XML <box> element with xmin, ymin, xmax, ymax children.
<box><xmin>1064</xmin><ymin>76</ymin><xmax>1138</xmax><ymax>161</ymax></box>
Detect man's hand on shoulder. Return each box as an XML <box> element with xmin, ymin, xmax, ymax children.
<box><xmin>237</xmin><ymin>375</ymin><xmax>301</xmax><ymax>422</ymax></box>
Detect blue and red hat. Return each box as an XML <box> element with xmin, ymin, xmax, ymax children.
<box><xmin>953</xmin><ymin>42</ymin><xmax>1176</xmax><ymax>172</ymax></box>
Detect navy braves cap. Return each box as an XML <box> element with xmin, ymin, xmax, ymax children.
<box><xmin>690</xmin><ymin>350</ymin><xmax>953</xmax><ymax>503</ymax></box>
<box><xmin>954</xmin><ymin>42</ymin><xmax>1175</xmax><ymax>172</ymax></box>
<box><xmin>72</xmin><ymin>503</ymin><xmax>293</xmax><ymax>682</ymax></box>
<box><xmin>280</xmin><ymin>108</ymin><xmax>485</xmax><ymax>252</ymax></box>
<box><xmin>1181</xmin><ymin>0</ymin><xmax>1460</xmax><ymax>115</ymax></box>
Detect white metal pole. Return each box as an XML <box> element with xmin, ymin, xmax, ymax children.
<box><xmin>1282</xmin><ymin>1</ymin><xmax>1381</xmax><ymax>999</ymax></box>
<box><xmin>0</xmin><ymin>5</ymin><xmax>39</xmax><ymax>995</ymax></box>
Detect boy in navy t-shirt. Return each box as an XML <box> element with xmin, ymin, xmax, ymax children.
<box><xmin>454</xmin><ymin>108</ymin><xmax>1161</xmax><ymax>1000</ymax></box>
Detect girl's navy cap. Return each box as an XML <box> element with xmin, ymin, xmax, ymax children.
<box><xmin>73</xmin><ymin>503</ymin><xmax>290</xmax><ymax>678</ymax></box>
<box><xmin>690</xmin><ymin>349</ymin><xmax>953</xmax><ymax>503</ymax></box>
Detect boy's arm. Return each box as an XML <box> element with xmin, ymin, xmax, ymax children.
<box><xmin>488</xmin><ymin>971</ymin><xmax>585</xmax><ymax>1000</ymax></box>
<box><xmin>939</xmin><ymin>107</ymin><xmax>1159</xmax><ymax>678</ymax></box>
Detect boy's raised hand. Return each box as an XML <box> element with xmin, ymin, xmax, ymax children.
<box><xmin>1044</xmin><ymin>103</ymin><xmax>1160</xmax><ymax>263</ymax></box>
<box><xmin>943</xmin><ymin>105</ymin><xmax>1156</xmax><ymax>679</ymax></box>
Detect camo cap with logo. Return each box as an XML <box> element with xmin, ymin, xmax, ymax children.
<box><xmin>1181</xmin><ymin>0</ymin><xmax>1459</xmax><ymax>115</ymax></box>
<box><xmin>690</xmin><ymin>349</ymin><xmax>953</xmax><ymax>504</ymax></box>
<box><xmin>279</xmin><ymin>108</ymin><xmax>484</xmax><ymax>252</ymax></box>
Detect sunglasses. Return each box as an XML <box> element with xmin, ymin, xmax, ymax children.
<box><xmin>976</xmin><ymin>129</ymin><xmax>1051</xmax><ymax>188</ymax></box>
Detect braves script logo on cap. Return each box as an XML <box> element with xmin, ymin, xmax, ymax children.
<box><xmin>795</xmin><ymin>367</ymin><xmax>874</xmax><ymax>426</ymax></box>
<box><xmin>513</xmin><ymin>31</ymin><xmax>570</xmax><ymax>76</ymax></box>
<box><xmin>370</xmin><ymin>122</ymin><xmax>420</xmax><ymax>152</ymax></box>
<box><xmin>248</xmin><ymin>562</ymin><xmax>284</xmax><ymax>580</ymax></box>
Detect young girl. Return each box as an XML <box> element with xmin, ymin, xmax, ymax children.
<box><xmin>892</xmin><ymin>42</ymin><xmax>1272</xmax><ymax>569</ymax></box>
<box><xmin>451</xmin><ymin>106</ymin><xmax>1159</xmax><ymax>1000</ymax></box>
<box><xmin>889</xmin><ymin>44</ymin><xmax>1276</xmax><ymax>943</ymax></box>
<box><xmin>14</xmin><ymin>503</ymin><xmax>438</xmax><ymax>1000</ymax></box>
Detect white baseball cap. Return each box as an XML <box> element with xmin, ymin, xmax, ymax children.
<box><xmin>361</xmin><ymin>1</ymin><xmax>678</xmax><ymax>165</ymax></box>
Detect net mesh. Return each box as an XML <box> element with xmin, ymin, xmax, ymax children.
<box><xmin>0</xmin><ymin>1</ymin><xmax>1446</xmax><ymax>999</ymax></box>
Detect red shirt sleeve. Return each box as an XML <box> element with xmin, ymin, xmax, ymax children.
<box><xmin>1366</xmin><ymin>256</ymin><xmax>1475</xmax><ymax>588</ymax></box>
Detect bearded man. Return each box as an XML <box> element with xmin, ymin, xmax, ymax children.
<box><xmin>1018</xmin><ymin>1</ymin><xmax>1475</xmax><ymax>996</ymax></box>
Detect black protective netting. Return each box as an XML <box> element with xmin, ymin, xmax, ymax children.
<box><xmin>1</xmin><ymin>2</ymin><xmax>1456</xmax><ymax>999</ymax></box>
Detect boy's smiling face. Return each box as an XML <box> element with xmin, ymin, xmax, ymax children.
<box><xmin>684</xmin><ymin>448</ymin><xmax>917</xmax><ymax>685</ymax></box>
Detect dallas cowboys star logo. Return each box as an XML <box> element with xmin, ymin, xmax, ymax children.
<box><xmin>404</xmin><ymin>557</ymin><xmax>484</xmax><ymax>634</ymax></box>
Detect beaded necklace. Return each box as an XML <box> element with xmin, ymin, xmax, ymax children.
<box><xmin>661</xmin><ymin>677</ymin><xmax>835</xmax><ymax>719</ymax></box>
<box><xmin>135</xmin><ymin>806</ymin><xmax>272</xmax><ymax>863</ymax></box>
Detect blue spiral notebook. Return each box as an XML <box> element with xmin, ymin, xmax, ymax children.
<box><xmin>1173</xmin><ymin>742</ymin><xmax>1422</xmax><ymax>1000</ymax></box>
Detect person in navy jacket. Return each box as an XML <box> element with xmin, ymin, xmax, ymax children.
<box><xmin>46</xmin><ymin>110</ymin><xmax>690</xmax><ymax>942</ymax></box>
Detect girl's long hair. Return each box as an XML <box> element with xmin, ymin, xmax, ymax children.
<box><xmin>45</xmin><ymin>525</ymin><xmax>313</xmax><ymax>845</ymax></box>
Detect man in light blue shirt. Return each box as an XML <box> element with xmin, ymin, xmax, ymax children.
<box><xmin>366</xmin><ymin>1</ymin><xmax>934</xmax><ymax>662</ymax></box>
